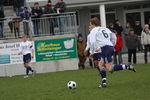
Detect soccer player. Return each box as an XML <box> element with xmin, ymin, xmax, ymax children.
<box><xmin>85</xmin><ymin>17</ymin><xmax>136</xmax><ymax>88</ymax></box>
<box><xmin>19</xmin><ymin>35</ymin><xmax>35</xmax><ymax>78</ymax></box>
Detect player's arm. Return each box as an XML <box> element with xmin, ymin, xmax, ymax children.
<box><xmin>110</xmin><ymin>32</ymin><xmax>117</xmax><ymax>46</ymax></box>
<box><xmin>84</xmin><ymin>35</ymin><xmax>90</xmax><ymax>54</ymax></box>
<box><xmin>18</xmin><ymin>43</ymin><xmax>22</xmax><ymax>55</ymax></box>
<box><xmin>29</xmin><ymin>42</ymin><xmax>34</xmax><ymax>58</ymax></box>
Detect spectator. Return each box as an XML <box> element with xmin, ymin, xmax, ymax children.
<box><xmin>54</xmin><ymin>0</ymin><xmax>66</xmax><ymax>14</ymax></box>
<box><xmin>32</xmin><ymin>2</ymin><xmax>43</xmax><ymax>36</ymax></box>
<box><xmin>114</xmin><ymin>30</ymin><xmax>123</xmax><ymax>64</ymax></box>
<box><xmin>134</xmin><ymin>21</ymin><xmax>143</xmax><ymax>52</ymax></box>
<box><xmin>141</xmin><ymin>24</ymin><xmax>150</xmax><ymax>63</ymax></box>
<box><xmin>125</xmin><ymin>29</ymin><xmax>138</xmax><ymax>65</ymax></box>
<box><xmin>0</xmin><ymin>0</ymin><xmax>4</xmax><ymax>11</ymax></box>
<box><xmin>114</xmin><ymin>20</ymin><xmax>123</xmax><ymax>36</ymax></box>
<box><xmin>20</xmin><ymin>7</ymin><xmax>31</xmax><ymax>35</ymax></box>
<box><xmin>124</xmin><ymin>22</ymin><xmax>132</xmax><ymax>36</ymax></box>
<box><xmin>13</xmin><ymin>0</ymin><xmax>24</xmax><ymax>16</ymax></box>
<box><xmin>108</xmin><ymin>23</ymin><xmax>115</xmax><ymax>33</ymax></box>
<box><xmin>0</xmin><ymin>6</ymin><xmax>5</xmax><ymax>38</ymax></box>
<box><xmin>44</xmin><ymin>0</ymin><xmax>54</xmax><ymax>35</ymax></box>
<box><xmin>13</xmin><ymin>13</ymin><xmax>21</xmax><ymax>38</ymax></box>
<box><xmin>77</xmin><ymin>34</ymin><xmax>87</xmax><ymax>69</ymax></box>
<box><xmin>54</xmin><ymin>0</ymin><xmax>66</xmax><ymax>33</ymax></box>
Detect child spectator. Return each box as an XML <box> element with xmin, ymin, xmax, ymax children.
<box><xmin>125</xmin><ymin>29</ymin><xmax>138</xmax><ymax>65</ymax></box>
<box><xmin>77</xmin><ymin>34</ymin><xmax>87</xmax><ymax>69</ymax></box>
<box><xmin>114</xmin><ymin>30</ymin><xmax>123</xmax><ymax>64</ymax></box>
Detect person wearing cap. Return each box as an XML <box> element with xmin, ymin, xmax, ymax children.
<box><xmin>44</xmin><ymin>0</ymin><xmax>54</xmax><ymax>35</ymax></box>
<box><xmin>125</xmin><ymin>29</ymin><xmax>138</xmax><ymax>65</ymax></box>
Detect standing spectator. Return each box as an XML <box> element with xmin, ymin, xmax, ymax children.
<box><xmin>0</xmin><ymin>6</ymin><xmax>5</xmax><ymax>38</ymax></box>
<box><xmin>125</xmin><ymin>29</ymin><xmax>138</xmax><ymax>65</ymax></box>
<box><xmin>77</xmin><ymin>34</ymin><xmax>87</xmax><ymax>69</ymax></box>
<box><xmin>12</xmin><ymin>13</ymin><xmax>21</xmax><ymax>38</ymax></box>
<box><xmin>44</xmin><ymin>0</ymin><xmax>54</xmax><ymax>35</ymax></box>
<box><xmin>20</xmin><ymin>7</ymin><xmax>31</xmax><ymax>35</ymax></box>
<box><xmin>54</xmin><ymin>0</ymin><xmax>66</xmax><ymax>33</ymax></box>
<box><xmin>54</xmin><ymin>0</ymin><xmax>66</xmax><ymax>13</ymax></box>
<box><xmin>32</xmin><ymin>2</ymin><xmax>43</xmax><ymax>36</ymax></box>
<box><xmin>124</xmin><ymin>22</ymin><xmax>132</xmax><ymax>36</ymax></box>
<box><xmin>0</xmin><ymin>0</ymin><xmax>4</xmax><ymax>12</ymax></box>
<box><xmin>114</xmin><ymin>30</ymin><xmax>123</xmax><ymax>64</ymax></box>
<box><xmin>134</xmin><ymin>21</ymin><xmax>143</xmax><ymax>52</ymax></box>
<box><xmin>141</xmin><ymin>24</ymin><xmax>150</xmax><ymax>63</ymax></box>
<box><xmin>114</xmin><ymin>20</ymin><xmax>123</xmax><ymax>36</ymax></box>
<box><xmin>108</xmin><ymin>23</ymin><xmax>115</xmax><ymax>33</ymax></box>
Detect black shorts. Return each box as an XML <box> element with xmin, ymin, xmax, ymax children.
<box><xmin>101</xmin><ymin>46</ymin><xmax>114</xmax><ymax>64</ymax></box>
<box><xmin>23</xmin><ymin>53</ymin><xmax>31</xmax><ymax>63</ymax></box>
<box><xmin>93</xmin><ymin>53</ymin><xmax>102</xmax><ymax>61</ymax></box>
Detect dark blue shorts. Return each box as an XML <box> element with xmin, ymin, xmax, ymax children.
<box><xmin>101</xmin><ymin>46</ymin><xmax>114</xmax><ymax>64</ymax></box>
<box><xmin>93</xmin><ymin>53</ymin><xmax>102</xmax><ymax>61</ymax></box>
<box><xmin>23</xmin><ymin>53</ymin><xmax>31</xmax><ymax>63</ymax></box>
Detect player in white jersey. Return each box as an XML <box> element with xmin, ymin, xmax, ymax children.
<box><xmin>19</xmin><ymin>35</ymin><xmax>35</xmax><ymax>78</ymax></box>
<box><xmin>85</xmin><ymin>17</ymin><xmax>136</xmax><ymax>88</ymax></box>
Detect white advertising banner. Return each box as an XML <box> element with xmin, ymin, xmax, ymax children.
<box><xmin>0</xmin><ymin>42</ymin><xmax>35</xmax><ymax>66</ymax></box>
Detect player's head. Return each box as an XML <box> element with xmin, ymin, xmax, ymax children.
<box><xmin>89</xmin><ymin>17</ymin><xmax>100</xmax><ymax>29</ymax></box>
<box><xmin>22</xmin><ymin>35</ymin><xmax>28</xmax><ymax>42</ymax></box>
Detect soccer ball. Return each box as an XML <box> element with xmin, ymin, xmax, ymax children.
<box><xmin>67</xmin><ymin>81</ymin><xmax>77</xmax><ymax>89</ymax></box>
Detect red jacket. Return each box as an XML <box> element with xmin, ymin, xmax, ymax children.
<box><xmin>114</xmin><ymin>35</ymin><xmax>123</xmax><ymax>51</ymax></box>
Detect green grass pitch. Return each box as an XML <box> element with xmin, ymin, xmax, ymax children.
<box><xmin>0</xmin><ymin>64</ymin><xmax>150</xmax><ymax>100</ymax></box>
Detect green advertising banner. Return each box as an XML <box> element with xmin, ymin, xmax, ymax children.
<box><xmin>34</xmin><ymin>37</ymin><xmax>77</xmax><ymax>62</ymax></box>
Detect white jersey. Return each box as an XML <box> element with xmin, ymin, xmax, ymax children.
<box><xmin>85</xmin><ymin>26</ymin><xmax>116</xmax><ymax>54</ymax></box>
<box><xmin>19</xmin><ymin>41</ymin><xmax>33</xmax><ymax>55</ymax></box>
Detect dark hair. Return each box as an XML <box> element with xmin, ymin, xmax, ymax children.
<box><xmin>48</xmin><ymin>0</ymin><xmax>51</xmax><ymax>3</ymax></box>
<box><xmin>34</xmin><ymin>2</ymin><xmax>39</xmax><ymax>5</ymax></box>
<box><xmin>90</xmin><ymin>17</ymin><xmax>100</xmax><ymax>26</ymax></box>
<box><xmin>78</xmin><ymin>34</ymin><xmax>83</xmax><ymax>38</ymax></box>
<box><xmin>24</xmin><ymin>7</ymin><xmax>28</xmax><ymax>9</ymax></box>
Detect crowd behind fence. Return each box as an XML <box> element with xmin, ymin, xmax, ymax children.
<box><xmin>0</xmin><ymin>12</ymin><xmax>77</xmax><ymax>39</ymax></box>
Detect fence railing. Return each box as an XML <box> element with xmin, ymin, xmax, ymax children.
<box><xmin>0</xmin><ymin>12</ymin><xmax>77</xmax><ymax>39</ymax></box>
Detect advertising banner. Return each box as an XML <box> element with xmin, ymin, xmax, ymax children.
<box><xmin>34</xmin><ymin>37</ymin><xmax>77</xmax><ymax>62</ymax></box>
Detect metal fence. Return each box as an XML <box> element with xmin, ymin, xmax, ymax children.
<box><xmin>0</xmin><ymin>12</ymin><xmax>77</xmax><ymax>39</ymax></box>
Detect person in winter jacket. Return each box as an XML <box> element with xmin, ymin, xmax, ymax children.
<box><xmin>141</xmin><ymin>24</ymin><xmax>150</xmax><ymax>63</ymax></box>
<box><xmin>125</xmin><ymin>29</ymin><xmax>138</xmax><ymax>64</ymax></box>
<box><xmin>32</xmin><ymin>2</ymin><xmax>43</xmax><ymax>36</ymax></box>
<box><xmin>113</xmin><ymin>30</ymin><xmax>123</xmax><ymax>64</ymax></box>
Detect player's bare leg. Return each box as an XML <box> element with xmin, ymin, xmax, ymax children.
<box><xmin>24</xmin><ymin>62</ymin><xmax>35</xmax><ymax>78</ymax></box>
<box><xmin>97</xmin><ymin>59</ymin><xmax>107</xmax><ymax>88</ymax></box>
